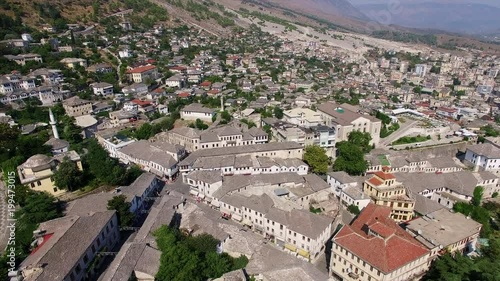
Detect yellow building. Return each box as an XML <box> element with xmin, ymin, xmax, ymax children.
<box><xmin>363</xmin><ymin>168</ymin><xmax>415</xmax><ymax>222</ymax></box>
<box><xmin>17</xmin><ymin>151</ymin><xmax>82</xmax><ymax>197</ymax></box>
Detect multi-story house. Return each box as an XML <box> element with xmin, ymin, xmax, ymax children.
<box><xmin>29</xmin><ymin>68</ymin><xmax>64</xmax><ymax>85</ymax></box>
<box><xmin>179</xmin><ymin>142</ymin><xmax>304</xmax><ymax>173</ymax></box>
<box><xmin>63</xmin><ymin>96</ymin><xmax>93</xmax><ymax>117</ymax></box>
<box><xmin>60</xmin><ymin>58</ymin><xmax>87</xmax><ymax>68</ymax></box>
<box><xmin>283</xmin><ymin>108</ymin><xmax>323</xmax><ymax>128</ymax></box>
<box><xmin>436</xmin><ymin>107</ymin><xmax>459</xmax><ymax>120</ymax></box>
<box><xmin>162</xmin><ymin>124</ymin><xmax>268</xmax><ymax>152</ymax></box>
<box><xmin>95</xmin><ymin>129</ymin><xmax>137</xmax><ymax>158</ymax></box>
<box><xmin>186</xmin><ymin>155</ymin><xmax>309</xmax><ymax>177</ymax></box>
<box><xmin>363</xmin><ymin>169</ymin><xmax>415</xmax><ymax>222</ymax></box>
<box><xmin>0</xmin><ymin>73</ymin><xmax>36</xmax><ymax>94</ymax></box>
<box><xmin>180</xmin><ymin>103</ymin><xmax>216</xmax><ymax>122</ymax></box>
<box><xmin>318</xmin><ymin>102</ymin><xmax>382</xmax><ymax>147</ymax></box>
<box><xmin>4</xmin><ymin>53</ymin><xmax>43</xmax><ymax>65</ymax></box>
<box><xmin>330</xmin><ymin>204</ymin><xmax>430</xmax><ymax>281</ymax></box>
<box><xmin>118</xmin><ymin>173</ymin><xmax>163</xmax><ymax>213</ymax></box>
<box><xmin>91</xmin><ymin>82</ymin><xmax>114</xmax><ymax>96</ymax></box>
<box><xmin>219</xmin><ymin>193</ymin><xmax>333</xmax><ymax>262</ymax></box>
<box><xmin>464</xmin><ymin>143</ymin><xmax>500</xmax><ymax>173</ymax></box>
<box><xmin>87</xmin><ymin>63</ymin><xmax>114</xmax><ymax>73</ymax></box>
<box><xmin>17</xmin><ymin>151</ymin><xmax>82</xmax><ymax>197</ymax></box>
<box><xmin>165</xmin><ymin>74</ymin><xmax>185</xmax><ymax>88</ymax></box>
<box><xmin>327</xmin><ymin>171</ymin><xmax>358</xmax><ymax>196</ymax></box>
<box><xmin>397</xmin><ymin>170</ymin><xmax>500</xmax><ymax>207</ymax></box>
<box><xmin>116</xmin><ymin>140</ymin><xmax>186</xmax><ymax>181</ymax></box>
<box><xmin>17</xmin><ymin>211</ymin><xmax>120</xmax><ymax>281</ymax></box>
<box><xmin>405</xmin><ymin>209</ymin><xmax>482</xmax><ymax>258</ymax></box>
<box><xmin>126</xmin><ymin>65</ymin><xmax>158</xmax><ymax>83</ymax></box>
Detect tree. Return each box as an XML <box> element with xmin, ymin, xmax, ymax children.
<box><xmin>107</xmin><ymin>195</ymin><xmax>135</xmax><ymax>227</ymax></box>
<box><xmin>472</xmin><ymin>186</ymin><xmax>484</xmax><ymax>207</ymax></box>
<box><xmin>53</xmin><ymin>157</ymin><xmax>82</xmax><ymax>191</ymax></box>
<box><xmin>194</xmin><ymin>119</ymin><xmax>208</xmax><ymax>130</ymax></box>
<box><xmin>154</xmin><ymin>226</ymin><xmax>248</xmax><ymax>281</ymax></box>
<box><xmin>263</xmin><ymin>124</ymin><xmax>272</xmax><ymax>140</ymax></box>
<box><xmin>60</xmin><ymin>116</ymin><xmax>83</xmax><ymax>144</ymax></box>
<box><xmin>221</xmin><ymin>110</ymin><xmax>231</xmax><ymax>123</ymax></box>
<box><xmin>84</xmin><ymin>139</ymin><xmax>127</xmax><ymax>185</ymax></box>
<box><xmin>347</xmin><ymin>131</ymin><xmax>372</xmax><ymax>153</ymax></box>
<box><xmin>303</xmin><ymin>145</ymin><xmax>329</xmax><ymax>175</ymax></box>
<box><xmin>135</xmin><ymin>123</ymin><xmax>154</xmax><ymax>140</ymax></box>
<box><xmin>18</xmin><ymin>192</ymin><xmax>61</xmax><ymax>224</ymax></box>
<box><xmin>273</xmin><ymin>107</ymin><xmax>284</xmax><ymax>119</ymax></box>
<box><xmin>333</xmin><ymin>142</ymin><xmax>367</xmax><ymax>176</ymax></box>
<box><xmin>347</xmin><ymin>204</ymin><xmax>361</xmax><ymax>215</ymax></box>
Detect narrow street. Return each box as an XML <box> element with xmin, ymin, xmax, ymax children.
<box><xmin>103</xmin><ymin>48</ymin><xmax>123</xmax><ymax>86</ymax></box>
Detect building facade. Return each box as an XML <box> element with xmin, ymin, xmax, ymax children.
<box><xmin>363</xmin><ymin>169</ymin><xmax>415</xmax><ymax>222</ymax></box>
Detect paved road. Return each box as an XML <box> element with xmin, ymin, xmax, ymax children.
<box><xmin>380</xmin><ymin>119</ymin><xmax>419</xmax><ymax>146</ymax></box>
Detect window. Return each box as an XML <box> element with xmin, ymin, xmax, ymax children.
<box><xmin>37</xmin><ymin>181</ymin><xmax>41</xmax><ymax>186</ymax></box>
<box><xmin>83</xmin><ymin>254</ymin><xmax>89</xmax><ymax>264</ymax></box>
<box><xmin>75</xmin><ymin>264</ymin><xmax>81</xmax><ymax>274</ymax></box>
<box><xmin>97</xmin><ymin>237</ymin><xmax>101</xmax><ymax>247</ymax></box>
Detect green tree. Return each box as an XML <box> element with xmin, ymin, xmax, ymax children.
<box><xmin>273</xmin><ymin>107</ymin><xmax>284</xmax><ymax>119</ymax></box>
<box><xmin>303</xmin><ymin>145</ymin><xmax>329</xmax><ymax>175</ymax></box>
<box><xmin>53</xmin><ymin>157</ymin><xmax>82</xmax><ymax>191</ymax></box>
<box><xmin>107</xmin><ymin>195</ymin><xmax>135</xmax><ymax>227</ymax></box>
<box><xmin>472</xmin><ymin>186</ymin><xmax>484</xmax><ymax>207</ymax></box>
<box><xmin>135</xmin><ymin>123</ymin><xmax>154</xmax><ymax>140</ymax></box>
<box><xmin>18</xmin><ymin>192</ymin><xmax>61</xmax><ymax>224</ymax></box>
<box><xmin>263</xmin><ymin>124</ymin><xmax>272</xmax><ymax>140</ymax></box>
<box><xmin>60</xmin><ymin>116</ymin><xmax>83</xmax><ymax>144</ymax></box>
<box><xmin>194</xmin><ymin>119</ymin><xmax>208</xmax><ymax>130</ymax></box>
<box><xmin>84</xmin><ymin>139</ymin><xmax>127</xmax><ymax>185</ymax></box>
<box><xmin>333</xmin><ymin>142</ymin><xmax>367</xmax><ymax>176</ymax></box>
<box><xmin>347</xmin><ymin>204</ymin><xmax>361</xmax><ymax>215</ymax></box>
<box><xmin>220</xmin><ymin>110</ymin><xmax>232</xmax><ymax>123</ymax></box>
<box><xmin>347</xmin><ymin>131</ymin><xmax>372</xmax><ymax>153</ymax></box>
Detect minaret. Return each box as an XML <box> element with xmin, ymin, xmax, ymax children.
<box><xmin>49</xmin><ymin>108</ymin><xmax>59</xmax><ymax>139</ymax></box>
<box><xmin>220</xmin><ymin>95</ymin><xmax>224</xmax><ymax>112</ymax></box>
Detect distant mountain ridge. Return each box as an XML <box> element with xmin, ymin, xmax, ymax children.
<box><xmin>261</xmin><ymin>0</ymin><xmax>369</xmax><ymax>21</ymax></box>
<box><xmin>357</xmin><ymin>2</ymin><xmax>500</xmax><ymax>34</ymax></box>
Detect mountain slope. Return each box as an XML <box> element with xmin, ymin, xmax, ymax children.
<box><xmin>358</xmin><ymin>2</ymin><xmax>500</xmax><ymax>34</ymax></box>
<box><xmin>263</xmin><ymin>0</ymin><xmax>369</xmax><ymax>21</ymax></box>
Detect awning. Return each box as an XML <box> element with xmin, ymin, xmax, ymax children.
<box><xmin>232</xmin><ymin>214</ymin><xmax>242</xmax><ymax>222</ymax></box>
<box><xmin>242</xmin><ymin>219</ymin><xmax>252</xmax><ymax>226</ymax></box>
<box><xmin>189</xmin><ymin>190</ymin><xmax>199</xmax><ymax>196</ymax></box>
<box><xmin>211</xmin><ymin>200</ymin><xmax>220</xmax><ymax>207</ymax></box>
<box><xmin>198</xmin><ymin>193</ymin><xmax>206</xmax><ymax>199</ymax></box>
<box><xmin>298</xmin><ymin>249</ymin><xmax>310</xmax><ymax>258</ymax></box>
<box><xmin>284</xmin><ymin>244</ymin><xmax>297</xmax><ymax>252</ymax></box>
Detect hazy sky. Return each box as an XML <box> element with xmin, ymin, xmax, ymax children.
<box><xmin>349</xmin><ymin>0</ymin><xmax>500</xmax><ymax>8</ymax></box>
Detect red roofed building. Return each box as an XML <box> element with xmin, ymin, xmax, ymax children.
<box><xmin>126</xmin><ymin>65</ymin><xmax>158</xmax><ymax>83</ymax></box>
<box><xmin>363</xmin><ymin>170</ymin><xmax>415</xmax><ymax>222</ymax></box>
<box><xmin>330</xmin><ymin>204</ymin><xmax>430</xmax><ymax>281</ymax></box>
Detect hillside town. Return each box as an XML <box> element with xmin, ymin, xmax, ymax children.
<box><xmin>0</xmin><ymin>1</ymin><xmax>500</xmax><ymax>281</ymax></box>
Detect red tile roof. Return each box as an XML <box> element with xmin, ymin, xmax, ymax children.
<box><xmin>126</xmin><ymin>65</ymin><xmax>156</xmax><ymax>74</ymax></box>
<box><xmin>131</xmin><ymin>99</ymin><xmax>151</xmax><ymax>107</ymax></box>
<box><xmin>334</xmin><ymin>204</ymin><xmax>429</xmax><ymax>274</ymax></box>
<box><xmin>374</xmin><ymin>171</ymin><xmax>396</xmax><ymax>180</ymax></box>
<box><xmin>178</xmin><ymin>92</ymin><xmax>190</xmax><ymax>98</ymax></box>
<box><xmin>200</xmin><ymin>81</ymin><xmax>212</xmax><ymax>87</ymax></box>
<box><xmin>368</xmin><ymin>177</ymin><xmax>384</xmax><ymax>186</ymax></box>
